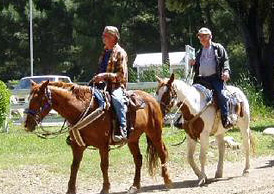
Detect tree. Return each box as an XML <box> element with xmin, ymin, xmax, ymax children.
<box><xmin>225</xmin><ymin>0</ymin><xmax>274</xmax><ymax>102</ymax></box>
<box><xmin>158</xmin><ymin>0</ymin><xmax>169</xmax><ymax>64</ymax></box>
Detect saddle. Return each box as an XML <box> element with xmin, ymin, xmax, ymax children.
<box><xmin>95</xmin><ymin>88</ymin><xmax>146</xmax><ymax>142</ymax></box>
<box><xmin>193</xmin><ymin>83</ymin><xmax>243</xmax><ymax>125</ymax></box>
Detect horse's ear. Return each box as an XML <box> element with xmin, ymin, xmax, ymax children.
<box><xmin>40</xmin><ymin>80</ymin><xmax>49</xmax><ymax>91</ymax></box>
<box><xmin>30</xmin><ymin>79</ymin><xmax>37</xmax><ymax>87</ymax></box>
<box><xmin>70</xmin><ymin>85</ymin><xmax>75</xmax><ymax>91</ymax></box>
<box><xmin>167</xmin><ymin>73</ymin><xmax>175</xmax><ymax>85</ymax></box>
<box><xmin>155</xmin><ymin>75</ymin><xmax>162</xmax><ymax>83</ymax></box>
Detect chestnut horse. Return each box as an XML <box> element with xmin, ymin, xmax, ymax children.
<box><xmin>156</xmin><ymin>74</ymin><xmax>254</xmax><ymax>186</ymax></box>
<box><xmin>24</xmin><ymin>80</ymin><xmax>172</xmax><ymax>194</ymax></box>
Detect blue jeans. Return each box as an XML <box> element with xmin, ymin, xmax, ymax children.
<box><xmin>94</xmin><ymin>88</ymin><xmax>105</xmax><ymax>108</ymax></box>
<box><xmin>201</xmin><ymin>75</ymin><xmax>229</xmax><ymax>118</ymax></box>
<box><xmin>94</xmin><ymin>87</ymin><xmax>127</xmax><ymax>128</ymax></box>
<box><xmin>111</xmin><ymin>87</ymin><xmax>127</xmax><ymax>128</ymax></box>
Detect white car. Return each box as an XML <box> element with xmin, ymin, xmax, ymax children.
<box><xmin>11</xmin><ymin>75</ymin><xmax>72</xmax><ymax>105</ymax></box>
<box><xmin>10</xmin><ymin>75</ymin><xmax>72</xmax><ymax>124</ymax></box>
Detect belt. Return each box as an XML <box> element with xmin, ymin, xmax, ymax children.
<box><xmin>199</xmin><ymin>73</ymin><xmax>217</xmax><ymax>79</ymax></box>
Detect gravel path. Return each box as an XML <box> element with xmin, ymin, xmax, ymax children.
<box><xmin>1</xmin><ymin>156</ymin><xmax>274</xmax><ymax>194</ymax></box>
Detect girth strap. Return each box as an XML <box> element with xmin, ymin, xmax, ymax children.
<box><xmin>70</xmin><ymin>107</ymin><xmax>105</xmax><ymax>147</ymax></box>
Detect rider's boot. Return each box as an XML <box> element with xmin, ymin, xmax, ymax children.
<box><xmin>113</xmin><ymin>126</ymin><xmax>127</xmax><ymax>142</ymax></box>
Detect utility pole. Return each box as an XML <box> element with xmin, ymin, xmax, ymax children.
<box><xmin>188</xmin><ymin>16</ymin><xmax>193</xmax><ymax>46</ymax></box>
<box><xmin>29</xmin><ymin>0</ymin><xmax>33</xmax><ymax>76</ymax></box>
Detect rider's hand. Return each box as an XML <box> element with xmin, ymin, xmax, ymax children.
<box><xmin>189</xmin><ymin>59</ymin><xmax>196</xmax><ymax>66</ymax></box>
<box><xmin>93</xmin><ymin>74</ymin><xmax>104</xmax><ymax>83</ymax></box>
<box><xmin>221</xmin><ymin>70</ymin><xmax>230</xmax><ymax>82</ymax></box>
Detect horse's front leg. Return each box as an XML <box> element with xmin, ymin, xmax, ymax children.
<box><xmin>187</xmin><ymin>136</ymin><xmax>202</xmax><ymax>179</ymax></box>
<box><xmin>99</xmin><ymin>147</ymin><xmax>110</xmax><ymax>194</ymax></box>
<box><xmin>67</xmin><ymin>144</ymin><xmax>86</xmax><ymax>194</ymax></box>
<box><xmin>215</xmin><ymin>133</ymin><xmax>225</xmax><ymax>178</ymax></box>
<box><xmin>127</xmin><ymin>140</ymin><xmax>142</xmax><ymax>193</ymax></box>
<box><xmin>199</xmin><ymin>132</ymin><xmax>209</xmax><ymax>186</ymax></box>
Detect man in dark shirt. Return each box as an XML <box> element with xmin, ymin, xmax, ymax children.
<box><xmin>190</xmin><ymin>27</ymin><xmax>232</xmax><ymax>128</ymax></box>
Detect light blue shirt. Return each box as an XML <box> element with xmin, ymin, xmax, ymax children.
<box><xmin>199</xmin><ymin>45</ymin><xmax>217</xmax><ymax>76</ymax></box>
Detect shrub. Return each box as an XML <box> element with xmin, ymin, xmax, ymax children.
<box><xmin>233</xmin><ymin>73</ymin><xmax>273</xmax><ymax>119</ymax></box>
<box><xmin>0</xmin><ymin>81</ymin><xmax>10</xmax><ymax>128</ymax></box>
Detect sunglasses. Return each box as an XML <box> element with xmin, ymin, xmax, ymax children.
<box><xmin>198</xmin><ymin>34</ymin><xmax>210</xmax><ymax>38</ymax></box>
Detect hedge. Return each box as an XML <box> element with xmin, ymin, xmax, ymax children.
<box><xmin>0</xmin><ymin>80</ymin><xmax>10</xmax><ymax>128</ymax></box>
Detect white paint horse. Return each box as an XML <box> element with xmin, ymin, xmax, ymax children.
<box><xmin>156</xmin><ymin>73</ymin><xmax>255</xmax><ymax>186</ymax></box>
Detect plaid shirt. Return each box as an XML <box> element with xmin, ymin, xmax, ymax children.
<box><xmin>98</xmin><ymin>43</ymin><xmax>128</xmax><ymax>88</ymax></box>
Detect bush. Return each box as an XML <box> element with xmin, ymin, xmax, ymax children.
<box><xmin>0</xmin><ymin>81</ymin><xmax>10</xmax><ymax>129</ymax></box>
<box><xmin>233</xmin><ymin>73</ymin><xmax>273</xmax><ymax>119</ymax></box>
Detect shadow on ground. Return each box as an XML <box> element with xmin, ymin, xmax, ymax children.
<box><xmin>107</xmin><ymin>175</ymin><xmax>240</xmax><ymax>194</ymax></box>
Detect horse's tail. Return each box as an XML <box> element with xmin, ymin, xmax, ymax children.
<box><xmin>146</xmin><ymin>135</ymin><xmax>159</xmax><ymax>177</ymax></box>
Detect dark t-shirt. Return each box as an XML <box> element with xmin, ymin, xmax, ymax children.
<box><xmin>99</xmin><ymin>49</ymin><xmax>112</xmax><ymax>73</ymax></box>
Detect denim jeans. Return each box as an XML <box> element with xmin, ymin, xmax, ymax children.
<box><xmin>94</xmin><ymin>88</ymin><xmax>105</xmax><ymax>108</ymax></box>
<box><xmin>201</xmin><ymin>75</ymin><xmax>229</xmax><ymax>118</ymax></box>
<box><xmin>111</xmin><ymin>87</ymin><xmax>127</xmax><ymax>128</ymax></box>
<box><xmin>94</xmin><ymin>87</ymin><xmax>127</xmax><ymax>128</ymax></box>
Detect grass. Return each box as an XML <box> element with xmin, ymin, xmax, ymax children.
<box><xmin>1</xmin><ymin>117</ymin><xmax>274</xmax><ymax>180</ymax></box>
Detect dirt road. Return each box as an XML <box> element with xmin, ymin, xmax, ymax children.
<box><xmin>1</xmin><ymin>156</ymin><xmax>274</xmax><ymax>194</ymax></box>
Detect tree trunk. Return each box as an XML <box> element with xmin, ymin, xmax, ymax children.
<box><xmin>158</xmin><ymin>0</ymin><xmax>169</xmax><ymax>65</ymax></box>
<box><xmin>227</xmin><ymin>0</ymin><xmax>274</xmax><ymax>102</ymax></box>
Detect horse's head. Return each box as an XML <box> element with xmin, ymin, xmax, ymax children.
<box><xmin>24</xmin><ymin>80</ymin><xmax>53</xmax><ymax>131</ymax></box>
<box><xmin>155</xmin><ymin>73</ymin><xmax>177</xmax><ymax>116</ymax></box>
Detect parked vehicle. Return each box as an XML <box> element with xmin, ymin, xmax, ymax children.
<box><xmin>11</xmin><ymin>75</ymin><xmax>72</xmax><ymax>105</ymax></box>
<box><xmin>10</xmin><ymin>75</ymin><xmax>72</xmax><ymax>125</ymax></box>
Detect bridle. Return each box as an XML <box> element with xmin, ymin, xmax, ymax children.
<box><xmin>159</xmin><ymin>83</ymin><xmax>178</xmax><ymax>115</ymax></box>
<box><xmin>24</xmin><ymin>87</ymin><xmax>53</xmax><ymax>124</ymax></box>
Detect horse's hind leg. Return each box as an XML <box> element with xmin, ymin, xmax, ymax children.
<box><xmin>239</xmin><ymin>119</ymin><xmax>251</xmax><ymax>175</ymax></box>
<box><xmin>215</xmin><ymin>133</ymin><xmax>225</xmax><ymax>178</ymax></box>
<box><xmin>150</xmin><ymin>137</ymin><xmax>172</xmax><ymax>188</ymax></box>
<box><xmin>127</xmin><ymin>140</ymin><xmax>142</xmax><ymax>192</ymax></box>
<box><xmin>99</xmin><ymin>147</ymin><xmax>110</xmax><ymax>194</ymax></box>
<box><xmin>67</xmin><ymin>144</ymin><xmax>85</xmax><ymax>194</ymax></box>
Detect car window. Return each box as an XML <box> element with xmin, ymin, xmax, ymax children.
<box><xmin>16</xmin><ymin>77</ymin><xmax>55</xmax><ymax>89</ymax></box>
<box><xmin>59</xmin><ymin>78</ymin><xmax>71</xmax><ymax>83</ymax></box>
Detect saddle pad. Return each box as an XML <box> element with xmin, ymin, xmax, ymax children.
<box><xmin>193</xmin><ymin>84</ymin><xmax>213</xmax><ymax>103</ymax></box>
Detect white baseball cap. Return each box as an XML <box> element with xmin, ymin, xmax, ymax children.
<box><xmin>197</xmin><ymin>27</ymin><xmax>212</xmax><ymax>35</ymax></box>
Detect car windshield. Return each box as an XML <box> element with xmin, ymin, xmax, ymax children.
<box><xmin>17</xmin><ymin>77</ymin><xmax>55</xmax><ymax>89</ymax></box>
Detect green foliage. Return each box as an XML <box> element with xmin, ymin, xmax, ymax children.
<box><xmin>136</xmin><ymin>63</ymin><xmax>171</xmax><ymax>82</ymax></box>
<box><xmin>233</xmin><ymin>73</ymin><xmax>274</xmax><ymax>119</ymax></box>
<box><xmin>0</xmin><ymin>81</ymin><xmax>10</xmax><ymax>128</ymax></box>
<box><xmin>128</xmin><ymin>66</ymin><xmax>137</xmax><ymax>82</ymax></box>
<box><xmin>227</xmin><ymin>42</ymin><xmax>247</xmax><ymax>80</ymax></box>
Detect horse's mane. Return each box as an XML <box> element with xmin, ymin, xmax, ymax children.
<box><xmin>47</xmin><ymin>81</ymin><xmax>92</xmax><ymax>101</ymax></box>
<box><xmin>172</xmin><ymin>79</ymin><xmax>201</xmax><ymax>102</ymax></box>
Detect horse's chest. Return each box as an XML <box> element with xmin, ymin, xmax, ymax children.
<box><xmin>181</xmin><ymin>104</ymin><xmax>205</xmax><ymax>140</ymax></box>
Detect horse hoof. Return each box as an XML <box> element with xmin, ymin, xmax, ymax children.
<box><xmin>198</xmin><ymin>177</ymin><xmax>207</xmax><ymax>186</ymax></box>
<box><xmin>100</xmin><ymin>189</ymin><xmax>109</xmax><ymax>194</ymax></box>
<box><xmin>66</xmin><ymin>192</ymin><xmax>76</xmax><ymax>194</ymax></box>
<box><xmin>127</xmin><ymin>186</ymin><xmax>138</xmax><ymax>194</ymax></box>
<box><xmin>215</xmin><ymin>172</ymin><xmax>223</xmax><ymax>178</ymax></box>
<box><xmin>242</xmin><ymin>169</ymin><xmax>250</xmax><ymax>176</ymax></box>
<box><xmin>164</xmin><ymin>179</ymin><xmax>173</xmax><ymax>189</ymax></box>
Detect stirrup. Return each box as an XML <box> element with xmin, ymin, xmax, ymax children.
<box><xmin>113</xmin><ymin>135</ymin><xmax>127</xmax><ymax>143</ymax></box>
